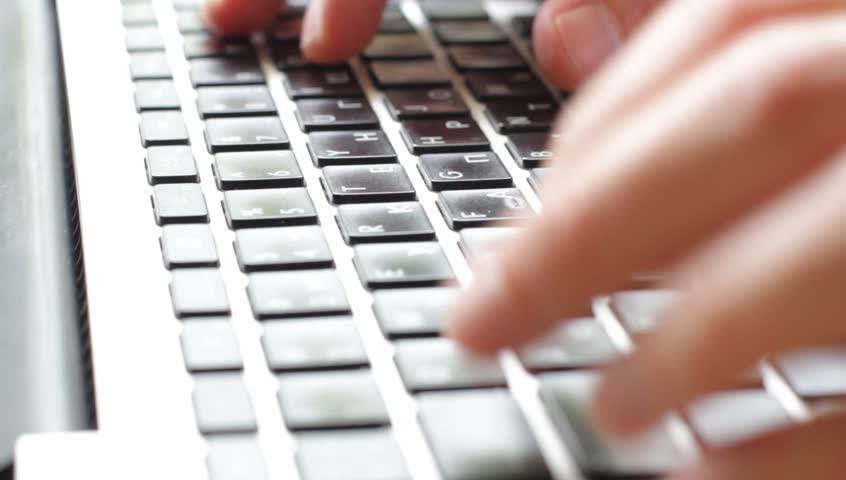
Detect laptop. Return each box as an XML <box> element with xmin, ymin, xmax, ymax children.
<box><xmin>4</xmin><ymin>0</ymin><xmax>844</xmax><ymax>478</ymax></box>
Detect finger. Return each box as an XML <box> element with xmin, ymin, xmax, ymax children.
<box><xmin>204</xmin><ymin>0</ymin><xmax>282</xmax><ymax>36</ymax></box>
<box><xmin>595</xmin><ymin>146</ymin><xmax>846</xmax><ymax>435</ymax></box>
<box><xmin>301</xmin><ymin>0</ymin><xmax>387</xmax><ymax>62</ymax></box>
<box><xmin>446</xmin><ymin>11</ymin><xmax>846</xmax><ymax>353</ymax></box>
<box><xmin>673</xmin><ymin>412</ymin><xmax>846</xmax><ymax>480</ymax></box>
<box><xmin>533</xmin><ymin>0</ymin><xmax>661</xmax><ymax>88</ymax></box>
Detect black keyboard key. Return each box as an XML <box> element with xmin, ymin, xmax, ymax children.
<box><xmin>418</xmin><ymin>390</ymin><xmax>550</xmax><ymax>480</ymax></box>
<box><xmin>223</xmin><ymin>188</ymin><xmax>317</xmax><ymax>228</ymax></box>
<box><xmin>687</xmin><ymin>390</ymin><xmax>793</xmax><ymax>448</ymax></box>
<box><xmin>126</xmin><ymin>26</ymin><xmax>164</xmax><ymax>51</ymax></box>
<box><xmin>283</xmin><ymin>68</ymin><xmax>363</xmax><ymax>99</ymax></box>
<box><xmin>395</xmin><ymin>338</ymin><xmax>506</xmax><ymax>391</ymax></box>
<box><xmin>373</xmin><ymin>287</ymin><xmax>457</xmax><ymax>337</ymax></box>
<box><xmin>145</xmin><ymin>146</ymin><xmax>199</xmax><ymax>184</ymax></box>
<box><xmin>362</xmin><ymin>34</ymin><xmax>433</xmax><ymax>61</ymax></box>
<box><xmin>140</xmin><ymin>111</ymin><xmax>189</xmax><ymax>147</ymax></box>
<box><xmin>170</xmin><ymin>268</ymin><xmax>230</xmax><ymax>317</ymax></box>
<box><xmin>433</xmin><ymin>21</ymin><xmax>507</xmax><ymax>45</ymax></box>
<box><xmin>130</xmin><ymin>52</ymin><xmax>172</xmax><ymax>79</ymax></box>
<box><xmin>511</xmin><ymin>16</ymin><xmax>535</xmax><ymax>38</ymax></box>
<box><xmin>465</xmin><ymin>71</ymin><xmax>551</xmax><ymax>101</ymax></box>
<box><xmin>262</xmin><ymin>317</ymin><xmax>369</xmax><ymax>371</ymax></box>
<box><xmin>297</xmin><ymin>430</ymin><xmax>411</xmax><ymax>480</ymax></box>
<box><xmin>400</xmin><ymin>118</ymin><xmax>490</xmax><ymax>154</ymax></box>
<box><xmin>486</xmin><ymin>100</ymin><xmax>557</xmax><ymax>133</ymax></box>
<box><xmin>122</xmin><ymin>4</ymin><xmax>156</xmax><ymax>25</ymax></box>
<box><xmin>448</xmin><ymin>45</ymin><xmax>527</xmax><ymax>71</ymax></box>
<box><xmin>266</xmin><ymin>18</ymin><xmax>303</xmax><ymax>44</ymax></box>
<box><xmin>190</xmin><ymin>58</ymin><xmax>264</xmax><ymax>87</ymax></box>
<box><xmin>161</xmin><ymin>224</ymin><xmax>219</xmax><ymax>268</ymax></box>
<box><xmin>418</xmin><ymin>152</ymin><xmax>512</xmax><ymax>191</ymax></box>
<box><xmin>779</xmin><ymin>348</ymin><xmax>846</xmax><ymax>399</ymax></box>
<box><xmin>183</xmin><ymin>33</ymin><xmax>253</xmax><ymax>58</ymax></box>
<box><xmin>177</xmin><ymin>10</ymin><xmax>208</xmax><ymax>33</ymax></box>
<box><xmin>384</xmin><ymin>88</ymin><xmax>469</xmax><ymax>120</ymax></box>
<box><xmin>193</xmin><ymin>373</ymin><xmax>257</xmax><ymax>433</ymax></box>
<box><xmin>458</xmin><ymin>227</ymin><xmax>519</xmax><ymax>261</ymax></box>
<box><xmin>370</xmin><ymin>60</ymin><xmax>452</xmax><ymax>88</ymax></box>
<box><xmin>337</xmin><ymin>202</ymin><xmax>435</xmax><ymax>244</ymax></box>
<box><xmin>529</xmin><ymin>167</ymin><xmax>551</xmax><ymax>193</ymax></box>
<box><xmin>421</xmin><ymin>2</ymin><xmax>488</xmax><ymax>21</ymax></box>
<box><xmin>295</xmin><ymin>98</ymin><xmax>379</xmax><ymax>132</ymax></box>
<box><xmin>437</xmin><ymin>188</ymin><xmax>534</xmax><ymax>229</ymax></box>
<box><xmin>207</xmin><ymin>436</ymin><xmax>268</xmax><ymax>480</ymax></box>
<box><xmin>152</xmin><ymin>184</ymin><xmax>209</xmax><ymax>225</ymax></box>
<box><xmin>379</xmin><ymin>7</ymin><xmax>414</xmax><ymax>33</ymax></box>
<box><xmin>181</xmin><ymin>319</ymin><xmax>242</xmax><ymax>371</ymax></box>
<box><xmin>321</xmin><ymin>164</ymin><xmax>415</xmax><ymax>204</ymax></box>
<box><xmin>248</xmin><ymin>270</ymin><xmax>350</xmax><ymax>319</ymax></box>
<box><xmin>135</xmin><ymin>80</ymin><xmax>181</xmax><ymax>111</ymax></box>
<box><xmin>235</xmin><ymin>226</ymin><xmax>333</xmax><ymax>271</ymax></box>
<box><xmin>308</xmin><ymin>130</ymin><xmax>397</xmax><ymax>166</ymax></box>
<box><xmin>540</xmin><ymin>371</ymin><xmax>686</xmax><ymax>478</ymax></box>
<box><xmin>609</xmin><ymin>289</ymin><xmax>679</xmax><ymax>335</ymax></box>
<box><xmin>205</xmin><ymin>117</ymin><xmax>289</xmax><ymax>153</ymax></box>
<box><xmin>353</xmin><ymin>242</ymin><xmax>454</xmax><ymax>289</ymax></box>
<box><xmin>214</xmin><ymin>151</ymin><xmax>304</xmax><ymax>190</ymax></box>
<box><xmin>197</xmin><ymin>86</ymin><xmax>276</xmax><ymax>118</ymax></box>
<box><xmin>506</xmin><ymin>132</ymin><xmax>562</xmax><ymax>168</ymax></box>
<box><xmin>272</xmin><ymin>43</ymin><xmax>332</xmax><ymax>70</ymax></box>
<box><xmin>277</xmin><ymin>370</ymin><xmax>390</xmax><ymax>430</ymax></box>
<box><xmin>518</xmin><ymin>318</ymin><xmax>618</xmax><ymax>372</ymax></box>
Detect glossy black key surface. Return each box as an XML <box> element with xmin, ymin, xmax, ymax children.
<box><xmin>465</xmin><ymin>71</ymin><xmax>551</xmax><ymax>101</ymax></box>
<box><xmin>420</xmin><ymin>1</ymin><xmax>488</xmax><ymax>21</ymax></box>
<box><xmin>486</xmin><ymin>100</ymin><xmax>557</xmax><ymax>133</ymax></box>
<box><xmin>122</xmin><ymin>4</ymin><xmax>156</xmax><ymax>24</ymax></box>
<box><xmin>337</xmin><ymin>202</ymin><xmax>435</xmax><ymax>244</ymax></box>
<box><xmin>145</xmin><ymin>146</ymin><xmax>199</xmax><ymax>184</ymax></box>
<box><xmin>322</xmin><ymin>164</ymin><xmax>415</xmax><ymax>204</ymax></box>
<box><xmin>277</xmin><ymin>370</ymin><xmax>390</xmax><ymax>430</ymax></box>
<box><xmin>182</xmin><ymin>33</ymin><xmax>253</xmax><ymax>58</ymax></box>
<box><xmin>196</xmin><ymin>86</ymin><xmax>277</xmax><ymax>118</ymax></box>
<box><xmin>130</xmin><ymin>52</ymin><xmax>172</xmax><ymax>79</ymax></box>
<box><xmin>308</xmin><ymin>130</ymin><xmax>397</xmax><ymax>166</ymax></box>
<box><xmin>458</xmin><ymin>227</ymin><xmax>519</xmax><ymax>261</ymax></box>
<box><xmin>152</xmin><ymin>184</ymin><xmax>209</xmax><ymax>225</ymax></box>
<box><xmin>266</xmin><ymin>18</ymin><xmax>303</xmax><ymax>44</ymax></box>
<box><xmin>205</xmin><ymin>117</ymin><xmax>289</xmax><ymax>153</ymax></box>
<box><xmin>135</xmin><ymin>80</ymin><xmax>181</xmax><ymax>111</ymax></box>
<box><xmin>609</xmin><ymin>289</ymin><xmax>679</xmax><ymax>335</ymax></box>
<box><xmin>418</xmin><ymin>390</ymin><xmax>551</xmax><ymax>480</ymax></box>
<box><xmin>433</xmin><ymin>21</ymin><xmax>508</xmax><ymax>45</ymax></box>
<box><xmin>170</xmin><ymin>269</ymin><xmax>230</xmax><ymax>317</ymax></box>
<box><xmin>511</xmin><ymin>16</ymin><xmax>535</xmax><ymax>38</ymax></box>
<box><xmin>190</xmin><ymin>58</ymin><xmax>264</xmax><ymax>87</ymax></box>
<box><xmin>529</xmin><ymin>167</ymin><xmax>551</xmax><ymax>193</ymax></box>
<box><xmin>370</xmin><ymin>60</ymin><xmax>452</xmax><ymax>88</ymax></box>
<box><xmin>779</xmin><ymin>348</ymin><xmax>846</xmax><ymax>399</ymax></box>
<box><xmin>540</xmin><ymin>371</ymin><xmax>686</xmax><ymax>478</ymax></box>
<box><xmin>353</xmin><ymin>242</ymin><xmax>454</xmax><ymax>289</ymax></box>
<box><xmin>687</xmin><ymin>390</ymin><xmax>792</xmax><ymax>448</ymax></box>
<box><xmin>518</xmin><ymin>318</ymin><xmax>618</xmax><ymax>372</ymax></box>
<box><xmin>214</xmin><ymin>151</ymin><xmax>304</xmax><ymax>190</ymax></box>
<box><xmin>207</xmin><ymin>436</ymin><xmax>268</xmax><ymax>480</ymax></box>
<box><xmin>248</xmin><ymin>270</ymin><xmax>350</xmax><ymax>318</ymax></box>
<box><xmin>125</xmin><ymin>26</ymin><xmax>164</xmax><ymax>51</ymax></box>
<box><xmin>400</xmin><ymin>118</ymin><xmax>490</xmax><ymax>154</ymax></box>
<box><xmin>235</xmin><ymin>226</ymin><xmax>333</xmax><ymax>271</ymax></box>
<box><xmin>373</xmin><ymin>287</ymin><xmax>457</xmax><ymax>338</ymax></box>
<box><xmin>140</xmin><ymin>111</ymin><xmax>189</xmax><ymax>147</ymax></box>
<box><xmin>380</xmin><ymin>6</ymin><xmax>415</xmax><ymax>33</ymax></box>
<box><xmin>223</xmin><ymin>188</ymin><xmax>317</xmax><ymax>228</ymax></box>
<box><xmin>395</xmin><ymin>338</ymin><xmax>506</xmax><ymax>392</ymax></box>
<box><xmin>448</xmin><ymin>45</ymin><xmax>528</xmax><ymax>71</ymax></box>
<box><xmin>262</xmin><ymin>317</ymin><xmax>369</xmax><ymax>371</ymax></box>
<box><xmin>506</xmin><ymin>132</ymin><xmax>563</xmax><ymax>169</ymax></box>
<box><xmin>283</xmin><ymin>68</ymin><xmax>363</xmax><ymax>99</ymax></box>
<box><xmin>295</xmin><ymin>98</ymin><xmax>379</xmax><ymax>132</ymax></box>
<box><xmin>418</xmin><ymin>152</ymin><xmax>512</xmax><ymax>191</ymax></box>
<box><xmin>362</xmin><ymin>34</ymin><xmax>433</xmax><ymax>61</ymax></box>
<box><xmin>161</xmin><ymin>224</ymin><xmax>219</xmax><ymax>268</ymax></box>
<box><xmin>437</xmin><ymin>188</ymin><xmax>533</xmax><ymax>230</ymax></box>
<box><xmin>384</xmin><ymin>88</ymin><xmax>470</xmax><ymax>120</ymax></box>
<box><xmin>193</xmin><ymin>373</ymin><xmax>257</xmax><ymax>433</ymax></box>
<box><xmin>297</xmin><ymin>430</ymin><xmax>411</xmax><ymax>480</ymax></box>
<box><xmin>181</xmin><ymin>319</ymin><xmax>243</xmax><ymax>372</ymax></box>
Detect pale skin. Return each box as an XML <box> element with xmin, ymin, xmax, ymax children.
<box><xmin>207</xmin><ymin>0</ymin><xmax>846</xmax><ymax>477</ymax></box>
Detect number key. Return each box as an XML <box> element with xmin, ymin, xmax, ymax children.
<box><xmin>214</xmin><ymin>151</ymin><xmax>303</xmax><ymax>190</ymax></box>
<box><xmin>223</xmin><ymin>188</ymin><xmax>317</xmax><ymax>228</ymax></box>
<box><xmin>204</xmin><ymin>117</ymin><xmax>289</xmax><ymax>153</ymax></box>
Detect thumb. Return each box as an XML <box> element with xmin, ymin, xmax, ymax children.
<box><xmin>535</xmin><ymin>0</ymin><xmax>661</xmax><ymax>89</ymax></box>
<box><xmin>301</xmin><ymin>0</ymin><xmax>388</xmax><ymax>63</ymax></box>
<box><xmin>205</xmin><ymin>0</ymin><xmax>283</xmax><ymax>36</ymax></box>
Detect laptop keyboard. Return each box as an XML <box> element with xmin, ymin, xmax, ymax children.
<box><xmin>113</xmin><ymin>0</ymin><xmax>842</xmax><ymax>478</ymax></box>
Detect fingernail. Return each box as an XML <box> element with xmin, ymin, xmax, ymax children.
<box><xmin>300</xmin><ymin>0</ymin><xmax>325</xmax><ymax>52</ymax></box>
<box><xmin>593</xmin><ymin>359</ymin><xmax>659</xmax><ymax>436</ymax></box>
<box><xmin>554</xmin><ymin>2</ymin><xmax>623</xmax><ymax>79</ymax></box>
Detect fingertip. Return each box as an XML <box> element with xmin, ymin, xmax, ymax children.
<box><xmin>301</xmin><ymin>0</ymin><xmax>386</xmax><ymax>63</ymax></box>
<box><xmin>204</xmin><ymin>0</ymin><xmax>281</xmax><ymax>36</ymax></box>
<box><xmin>534</xmin><ymin>1</ymin><xmax>584</xmax><ymax>90</ymax></box>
